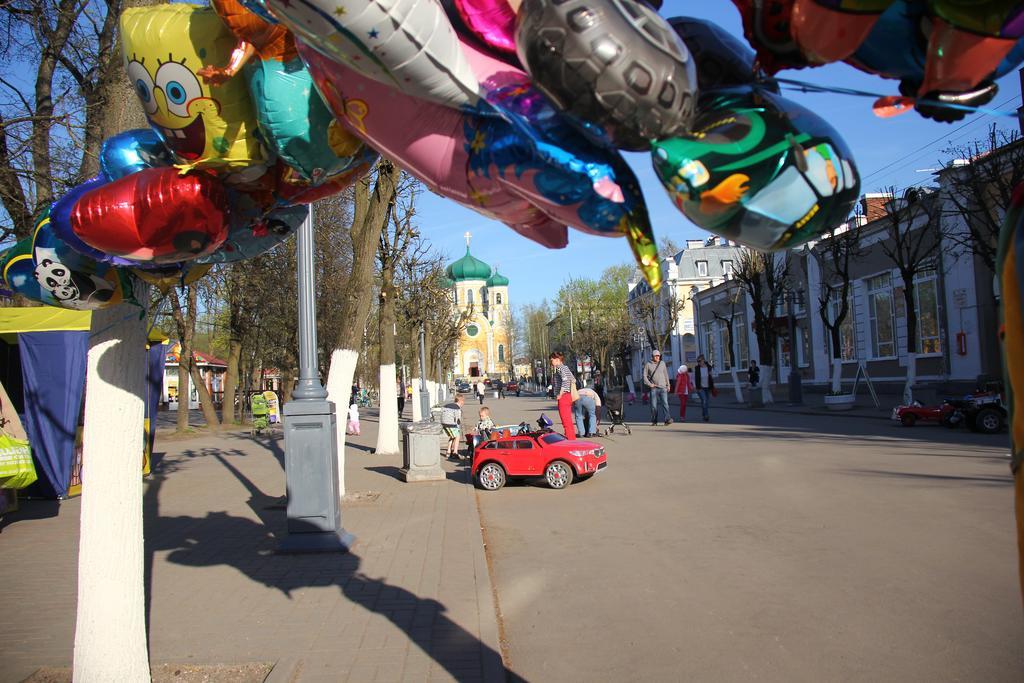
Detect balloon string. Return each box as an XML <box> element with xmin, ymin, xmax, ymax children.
<box><xmin>769</xmin><ymin>77</ymin><xmax>1019</xmax><ymax>118</ymax></box>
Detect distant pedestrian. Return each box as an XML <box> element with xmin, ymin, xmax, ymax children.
<box><xmin>593</xmin><ymin>371</ymin><xmax>605</xmax><ymax>402</ymax></box>
<box><xmin>476</xmin><ymin>379</ymin><xmax>485</xmax><ymax>405</ymax></box>
<box><xmin>694</xmin><ymin>355</ymin><xmax>716</xmax><ymax>422</ymax></box>
<box><xmin>346</xmin><ymin>402</ymin><xmax>361</xmax><ymax>436</ymax></box>
<box><xmin>575</xmin><ymin>387</ymin><xmax>601</xmax><ymax>437</ymax></box>
<box><xmin>550</xmin><ymin>351</ymin><xmax>578</xmax><ymax>440</ymax></box>
<box><xmin>674</xmin><ymin>364</ymin><xmax>695</xmax><ymax>422</ymax></box>
<box><xmin>644</xmin><ymin>350</ymin><xmax>672</xmax><ymax>426</ymax></box>
<box><xmin>397</xmin><ymin>377</ymin><xmax>406</xmax><ymax>416</ymax></box>
<box><xmin>748</xmin><ymin>360</ymin><xmax>760</xmax><ymax>389</ymax></box>
<box><xmin>496</xmin><ymin>379</ymin><xmax>505</xmax><ymax>399</ymax></box>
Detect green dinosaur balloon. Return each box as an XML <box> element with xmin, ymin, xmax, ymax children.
<box><xmin>652</xmin><ymin>86</ymin><xmax>861</xmax><ymax>251</ymax></box>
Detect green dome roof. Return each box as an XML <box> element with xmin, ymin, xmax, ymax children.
<box><xmin>446</xmin><ymin>247</ymin><xmax>492</xmax><ymax>281</ymax></box>
<box><xmin>486</xmin><ymin>269</ymin><xmax>509</xmax><ymax>287</ymax></box>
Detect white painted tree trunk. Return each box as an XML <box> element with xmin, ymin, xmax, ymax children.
<box><xmin>325</xmin><ymin>348</ymin><xmax>358</xmax><ymax>498</ymax></box>
<box><xmin>903</xmin><ymin>351</ymin><xmax>917</xmax><ymax>404</ymax></box>
<box><xmin>411</xmin><ymin>376</ymin><xmax>423</xmax><ymax>422</ymax></box>
<box><xmin>831</xmin><ymin>357</ymin><xmax>843</xmax><ymax>394</ymax></box>
<box><xmin>375</xmin><ymin>364</ymin><xmax>400</xmax><ymax>455</ymax></box>
<box><xmin>427</xmin><ymin>380</ymin><xmax>437</xmax><ymax>408</ymax></box>
<box><xmin>760</xmin><ymin>365</ymin><xmax>775</xmax><ymax>404</ymax></box>
<box><xmin>729</xmin><ymin>368</ymin><xmax>743</xmax><ymax>403</ymax></box>
<box><xmin>74</xmin><ymin>302</ymin><xmax>151</xmax><ymax>682</ymax></box>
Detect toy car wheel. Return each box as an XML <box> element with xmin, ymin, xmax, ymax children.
<box><xmin>900</xmin><ymin>413</ymin><xmax>916</xmax><ymax>427</ymax></box>
<box><xmin>545</xmin><ymin>460</ymin><xmax>574</xmax><ymax>490</ymax></box>
<box><xmin>974</xmin><ymin>407</ymin><xmax>1004</xmax><ymax>434</ymax></box>
<box><xmin>477</xmin><ymin>462</ymin><xmax>506</xmax><ymax>491</ymax></box>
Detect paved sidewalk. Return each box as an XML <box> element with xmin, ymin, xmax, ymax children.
<box><xmin>0</xmin><ymin>409</ymin><xmax>506</xmax><ymax>682</ymax></box>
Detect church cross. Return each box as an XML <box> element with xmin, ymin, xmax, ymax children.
<box><xmin>464</xmin><ymin>231</ymin><xmax>472</xmax><ymax>248</ymax></box>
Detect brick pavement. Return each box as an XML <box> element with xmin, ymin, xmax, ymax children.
<box><xmin>0</xmin><ymin>408</ymin><xmax>506</xmax><ymax>683</ymax></box>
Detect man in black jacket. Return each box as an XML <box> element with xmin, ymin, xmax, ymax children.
<box><xmin>693</xmin><ymin>355</ymin><xmax>715</xmax><ymax>422</ymax></box>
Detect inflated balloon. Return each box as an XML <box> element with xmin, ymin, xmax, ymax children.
<box><xmin>120</xmin><ymin>4</ymin><xmax>266</xmax><ymax>173</ymax></box>
<box><xmin>918</xmin><ymin>18</ymin><xmax>1017</xmax><ymax>97</ymax></box>
<box><xmin>668</xmin><ymin>17</ymin><xmax>762</xmax><ymax>95</ymax></box>
<box><xmin>264</xmin><ymin>0</ymin><xmax>481</xmax><ymax>109</ymax></box>
<box><xmin>300</xmin><ymin>40</ymin><xmax>661</xmax><ymax>285</ymax></box>
<box><xmin>198</xmin><ymin>203</ymin><xmax>308</xmax><ymax>264</ymax></box>
<box><xmin>273</xmin><ymin>146</ymin><xmax>379</xmax><ymax>205</ymax></box>
<box><xmin>50</xmin><ymin>176</ymin><xmax>120</xmax><ymax>264</ymax></box>
<box><xmin>790</xmin><ymin>0</ymin><xmax>893</xmax><ymax>65</ymax></box>
<box><xmin>249</xmin><ymin>57</ymin><xmax>372</xmax><ymax>182</ymax></box>
<box><xmin>1</xmin><ymin>208</ymin><xmax>132</xmax><ymax>310</ymax></box>
<box><xmin>210</xmin><ymin>0</ymin><xmax>296</xmax><ymax>61</ymax></box>
<box><xmin>516</xmin><ymin>0</ymin><xmax>698</xmax><ymax>151</ymax></box>
<box><xmin>732</xmin><ymin>0</ymin><xmax>807</xmax><ymax>74</ymax></box>
<box><xmin>132</xmin><ymin>262</ymin><xmax>213</xmax><ymax>293</ymax></box>
<box><xmin>71</xmin><ymin>167</ymin><xmax>229</xmax><ymax>264</ymax></box>
<box><xmin>652</xmin><ymin>86</ymin><xmax>860</xmax><ymax>252</ymax></box>
<box><xmin>930</xmin><ymin>0</ymin><xmax>1024</xmax><ymax>39</ymax></box>
<box><xmin>453</xmin><ymin>0</ymin><xmax>518</xmax><ymax>57</ymax></box>
<box><xmin>100</xmin><ymin>129</ymin><xmax>175</xmax><ymax>181</ymax></box>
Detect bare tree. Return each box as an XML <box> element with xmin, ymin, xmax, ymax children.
<box><xmin>712</xmin><ymin>282</ymin><xmax>745</xmax><ymax>402</ymax></box>
<box><xmin>734</xmin><ymin>248</ymin><xmax>789</xmax><ymax>404</ymax></box>
<box><xmin>631</xmin><ymin>286</ymin><xmax>685</xmax><ymax>361</ymax></box>
<box><xmin>374</xmin><ymin>176</ymin><xmax>418</xmax><ymax>455</ymax></box>
<box><xmin>878</xmin><ymin>187</ymin><xmax>943</xmax><ymax>403</ymax></box>
<box><xmin>942</xmin><ymin>128</ymin><xmax>1024</xmax><ymax>275</ymax></box>
<box><xmin>812</xmin><ymin>219</ymin><xmax>865</xmax><ymax>394</ymax></box>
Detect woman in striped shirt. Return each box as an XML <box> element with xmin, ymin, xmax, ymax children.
<box><xmin>549</xmin><ymin>351</ymin><xmax>578</xmax><ymax>440</ymax></box>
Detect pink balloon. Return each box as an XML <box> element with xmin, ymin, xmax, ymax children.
<box><xmin>298</xmin><ymin>42</ymin><xmax>570</xmax><ymax>248</ymax></box>
<box><xmin>455</xmin><ymin>0</ymin><xmax>518</xmax><ymax>57</ymax></box>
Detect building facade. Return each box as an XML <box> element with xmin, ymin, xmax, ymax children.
<box><xmin>692</xmin><ymin>184</ymin><xmax>1004</xmax><ymax>397</ymax></box>
<box><xmin>446</xmin><ymin>240</ymin><xmax>513</xmax><ymax>380</ymax></box>
<box><xmin>626</xmin><ymin>237</ymin><xmax>744</xmax><ymax>381</ymax></box>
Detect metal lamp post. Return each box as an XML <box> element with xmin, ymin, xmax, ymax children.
<box><xmin>418</xmin><ymin>324</ymin><xmax>430</xmax><ymax>420</ymax></box>
<box><xmin>279</xmin><ymin>210</ymin><xmax>353</xmax><ymax>553</ymax></box>
<box><xmin>786</xmin><ymin>289</ymin><xmax>805</xmax><ymax>406</ymax></box>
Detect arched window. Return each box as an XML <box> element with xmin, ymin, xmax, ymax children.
<box><xmin>496</xmin><ymin>293</ymin><xmax>502</xmax><ymax>305</ymax></box>
<box><xmin>498</xmin><ymin>344</ymin><xmax>505</xmax><ymax>362</ymax></box>
<box><xmin>467</xmin><ymin>289</ymin><xmax>474</xmax><ymax>305</ymax></box>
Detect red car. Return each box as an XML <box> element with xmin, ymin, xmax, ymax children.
<box><xmin>473</xmin><ymin>430</ymin><xmax>607</xmax><ymax>491</ymax></box>
<box><xmin>892</xmin><ymin>402</ymin><xmax>957</xmax><ymax>427</ymax></box>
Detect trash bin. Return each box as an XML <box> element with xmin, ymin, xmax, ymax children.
<box><xmin>400</xmin><ymin>421</ymin><xmax>445</xmax><ymax>482</ymax></box>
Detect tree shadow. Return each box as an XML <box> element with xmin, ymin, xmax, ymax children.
<box><xmin>841</xmin><ymin>468</ymin><xmax>1013</xmax><ymax>486</ymax></box>
<box><xmin>143</xmin><ymin>451</ymin><xmax>510</xmax><ymax>680</ymax></box>
<box><xmin>0</xmin><ymin>498</ymin><xmax>61</xmax><ymax>531</ymax></box>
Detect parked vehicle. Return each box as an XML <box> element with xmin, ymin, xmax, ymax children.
<box><xmin>891</xmin><ymin>402</ymin><xmax>958</xmax><ymax>428</ymax></box>
<box><xmin>892</xmin><ymin>382</ymin><xmax>1006</xmax><ymax>434</ymax></box>
<box><xmin>505</xmin><ymin>381</ymin><xmax>519</xmax><ymax>394</ymax></box>
<box><xmin>473</xmin><ymin>425</ymin><xmax>607</xmax><ymax>491</ymax></box>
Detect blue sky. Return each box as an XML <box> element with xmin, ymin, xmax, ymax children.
<box><xmin>419</xmin><ymin>1</ymin><xmax>1023</xmax><ymax>306</ymax></box>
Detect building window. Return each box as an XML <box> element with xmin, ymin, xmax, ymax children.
<box><xmin>496</xmin><ymin>293</ymin><xmax>502</xmax><ymax>305</ymax></box>
<box><xmin>467</xmin><ymin>289</ymin><xmax>474</xmax><ymax>305</ymax></box>
<box><xmin>722</xmin><ymin>260</ymin><xmax>733</xmax><ymax>278</ymax></box>
<box><xmin>829</xmin><ymin>289</ymin><xmax>857</xmax><ymax>361</ymax></box>
<box><xmin>867</xmin><ymin>273</ymin><xmax>896</xmax><ymax>358</ymax></box>
<box><xmin>498</xmin><ymin>344</ymin><xmax>505</xmax><ymax>362</ymax></box>
<box><xmin>454</xmin><ymin>289</ymin><xmax>458</xmax><ymax>304</ymax></box>
<box><xmin>701</xmin><ymin>321</ymin><xmax>716</xmax><ymax>369</ymax></box>
<box><xmin>733</xmin><ymin>314</ymin><xmax>749</xmax><ymax>368</ymax></box>
<box><xmin>696</xmin><ymin>260</ymin><xmax>708</xmax><ymax>277</ymax></box>
<box><xmin>915</xmin><ymin>275</ymin><xmax>941</xmax><ymax>354</ymax></box>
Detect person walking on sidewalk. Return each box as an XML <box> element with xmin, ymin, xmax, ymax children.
<box><xmin>476</xmin><ymin>379</ymin><xmax>486</xmax><ymax>405</ymax></box>
<box><xmin>644</xmin><ymin>350</ymin><xmax>672</xmax><ymax>426</ymax></box>
<box><xmin>674</xmin><ymin>364</ymin><xmax>695</xmax><ymax>422</ymax></box>
<box><xmin>694</xmin><ymin>355</ymin><xmax>715</xmax><ymax>422</ymax></box>
<box><xmin>397</xmin><ymin>376</ymin><xmax>406</xmax><ymax>416</ymax></box>
<box><xmin>550</xmin><ymin>351</ymin><xmax>578</xmax><ymax>440</ymax></box>
<box><xmin>748</xmin><ymin>360</ymin><xmax>760</xmax><ymax>389</ymax></box>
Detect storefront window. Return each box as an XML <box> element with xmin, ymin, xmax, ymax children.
<box><xmin>867</xmin><ymin>274</ymin><xmax>895</xmax><ymax>358</ymax></box>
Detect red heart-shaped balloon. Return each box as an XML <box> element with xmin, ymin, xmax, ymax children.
<box><xmin>71</xmin><ymin>167</ymin><xmax>229</xmax><ymax>264</ymax></box>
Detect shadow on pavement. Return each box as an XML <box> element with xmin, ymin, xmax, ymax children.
<box><xmin>143</xmin><ymin>450</ymin><xmax>509</xmax><ymax>680</ymax></box>
<box><xmin>841</xmin><ymin>468</ymin><xmax>1013</xmax><ymax>486</ymax></box>
<box><xmin>365</xmin><ymin>465</ymin><xmax>404</xmax><ymax>482</ymax></box>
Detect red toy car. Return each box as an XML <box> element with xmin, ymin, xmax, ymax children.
<box><xmin>891</xmin><ymin>402</ymin><xmax>957</xmax><ymax>427</ymax></box>
<box><xmin>473</xmin><ymin>429</ymin><xmax>607</xmax><ymax>491</ymax></box>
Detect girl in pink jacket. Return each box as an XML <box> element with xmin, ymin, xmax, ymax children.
<box><xmin>674</xmin><ymin>365</ymin><xmax>695</xmax><ymax>421</ymax></box>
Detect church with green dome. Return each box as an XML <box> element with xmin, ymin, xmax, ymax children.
<box><xmin>447</xmin><ymin>233</ymin><xmax>511</xmax><ymax>380</ymax></box>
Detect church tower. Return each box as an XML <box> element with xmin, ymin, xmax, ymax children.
<box><xmin>447</xmin><ymin>233</ymin><xmax>512</xmax><ymax>380</ymax></box>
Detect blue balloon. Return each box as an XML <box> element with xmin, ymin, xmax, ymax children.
<box><xmin>248</xmin><ymin>57</ymin><xmax>365</xmax><ymax>183</ymax></box>
<box><xmin>100</xmin><ymin>129</ymin><xmax>174</xmax><ymax>181</ymax></box>
<box><xmin>196</xmin><ymin>198</ymin><xmax>305</xmax><ymax>264</ymax></box>
<box><xmin>240</xmin><ymin>0</ymin><xmax>279</xmax><ymax>24</ymax></box>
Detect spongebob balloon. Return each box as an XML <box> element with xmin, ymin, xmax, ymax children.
<box><xmin>120</xmin><ymin>4</ymin><xmax>266</xmax><ymax>175</ymax></box>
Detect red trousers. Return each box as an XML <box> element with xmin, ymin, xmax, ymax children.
<box><xmin>678</xmin><ymin>394</ymin><xmax>688</xmax><ymax>420</ymax></box>
<box><xmin>557</xmin><ymin>392</ymin><xmax>577</xmax><ymax>440</ymax></box>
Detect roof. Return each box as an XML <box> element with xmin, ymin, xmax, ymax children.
<box><xmin>486</xmin><ymin>268</ymin><xmax>510</xmax><ymax>287</ymax></box>
<box><xmin>446</xmin><ymin>247</ymin><xmax>492</xmax><ymax>281</ymax></box>
<box><xmin>0</xmin><ymin>306</ymin><xmax>167</xmax><ymax>343</ymax></box>
<box><xmin>165</xmin><ymin>341</ymin><xmax>227</xmax><ymax>367</ymax></box>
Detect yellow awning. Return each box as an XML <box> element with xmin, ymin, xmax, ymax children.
<box><xmin>0</xmin><ymin>306</ymin><xmax>91</xmax><ymax>333</ymax></box>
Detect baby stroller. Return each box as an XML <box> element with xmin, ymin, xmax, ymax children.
<box><xmin>251</xmin><ymin>393</ymin><xmax>270</xmax><ymax>435</ymax></box>
<box><xmin>601</xmin><ymin>388</ymin><xmax>632</xmax><ymax>436</ymax></box>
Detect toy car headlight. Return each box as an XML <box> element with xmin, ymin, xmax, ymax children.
<box><xmin>568</xmin><ymin>449</ymin><xmax>590</xmax><ymax>457</ymax></box>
